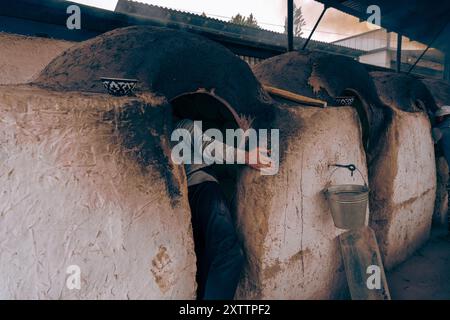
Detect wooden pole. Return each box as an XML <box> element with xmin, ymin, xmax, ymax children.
<box><xmin>263</xmin><ymin>84</ymin><xmax>327</xmax><ymax>108</ymax></box>
<box><xmin>339</xmin><ymin>227</ymin><xmax>391</xmax><ymax>300</ymax></box>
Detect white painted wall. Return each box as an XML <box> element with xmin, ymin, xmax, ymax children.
<box><xmin>236</xmin><ymin>106</ymin><xmax>368</xmax><ymax>299</ymax></box>
<box><xmin>0</xmin><ymin>85</ymin><xmax>196</xmax><ymax>299</ymax></box>
<box><xmin>369</xmin><ymin>110</ymin><xmax>436</xmax><ymax>269</ymax></box>
<box><xmin>359</xmin><ymin>50</ymin><xmax>391</xmax><ymax>68</ymax></box>
<box><xmin>334</xmin><ymin>29</ymin><xmax>387</xmax><ymax>51</ymax></box>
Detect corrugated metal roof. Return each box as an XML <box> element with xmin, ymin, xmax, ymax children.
<box><xmin>115</xmin><ymin>0</ymin><xmax>365</xmax><ymax>56</ymax></box>
<box><xmin>117</xmin><ymin>0</ymin><xmax>278</xmax><ymax>34</ymax></box>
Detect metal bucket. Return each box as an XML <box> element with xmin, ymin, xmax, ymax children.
<box><xmin>325</xmin><ymin>184</ymin><xmax>369</xmax><ymax>229</ymax></box>
<box><xmin>324</xmin><ymin>164</ymin><xmax>369</xmax><ymax>230</ymax></box>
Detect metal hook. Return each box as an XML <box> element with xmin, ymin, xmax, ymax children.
<box><xmin>327</xmin><ymin>163</ymin><xmax>368</xmax><ymax>187</ymax></box>
<box><xmin>330</xmin><ymin>163</ymin><xmax>356</xmax><ymax>176</ymax></box>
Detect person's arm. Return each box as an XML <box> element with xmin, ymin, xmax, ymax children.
<box><xmin>176</xmin><ymin>119</ymin><xmax>272</xmax><ymax>170</ymax></box>
<box><xmin>192</xmin><ymin>122</ymin><xmax>272</xmax><ymax>169</ymax></box>
<box><xmin>244</xmin><ymin>147</ymin><xmax>273</xmax><ymax>170</ymax></box>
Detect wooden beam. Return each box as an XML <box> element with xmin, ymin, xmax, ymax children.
<box><xmin>339</xmin><ymin>227</ymin><xmax>391</xmax><ymax>300</ymax></box>
<box><xmin>263</xmin><ymin>85</ymin><xmax>327</xmax><ymax>108</ymax></box>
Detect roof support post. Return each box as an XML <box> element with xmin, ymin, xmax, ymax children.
<box><xmin>302</xmin><ymin>5</ymin><xmax>328</xmax><ymax>50</ymax></box>
<box><xmin>287</xmin><ymin>0</ymin><xmax>294</xmax><ymax>51</ymax></box>
<box><xmin>396</xmin><ymin>33</ymin><xmax>402</xmax><ymax>73</ymax></box>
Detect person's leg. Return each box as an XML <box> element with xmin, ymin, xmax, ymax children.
<box><xmin>188</xmin><ymin>181</ymin><xmax>244</xmax><ymax>300</ymax></box>
<box><xmin>187</xmin><ymin>182</ymin><xmax>209</xmax><ymax>299</ymax></box>
<box><xmin>446</xmin><ymin>176</ymin><xmax>450</xmax><ymax>236</ymax></box>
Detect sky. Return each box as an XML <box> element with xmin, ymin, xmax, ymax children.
<box><xmin>68</xmin><ymin>0</ymin><xmax>377</xmax><ymax>42</ymax></box>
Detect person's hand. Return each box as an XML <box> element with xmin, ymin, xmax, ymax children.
<box><xmin>246</xmin><ymin>147</ymin><xmax>273</xmax><ymax>171</ymax></box>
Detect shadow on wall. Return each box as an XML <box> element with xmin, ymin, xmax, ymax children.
<box><xmin>252</xmin><ymin>51</ymin><xmax>390</xmax><ymax>163</ymax></box>
<box><xmin>340</xmin><ymin>89</ymin><xmax>371</xmax><ymax>151</ymax></box>
<box><xmin>102</xmin><ymin>96</ymin><xmax>183</xmax><ymax>203</ymax></box>
<box><xmin>420</xmin><ymin>79</ymin><xmax>450</xmax><ymax>109</ymax></box>
<box><xmin>370</xmin><ymin>72</ymin><xmax>438</xmax><ymax>117</ymax></box>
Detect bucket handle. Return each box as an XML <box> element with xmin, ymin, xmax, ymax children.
<box><xmin>326</xmin><ymin>163</ymin><xmax>368</xmax><ymax>188</ymax></box>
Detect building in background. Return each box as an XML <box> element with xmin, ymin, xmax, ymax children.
<box><xmin>333</xmin><ymin>28</ymin><xmax>445</xmax><ymax>78</ymax></box>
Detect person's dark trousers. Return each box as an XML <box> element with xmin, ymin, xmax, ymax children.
<box><xmin>187</xmin><ymin>181</ymin><xmax>244</xmax><ymax>300</ymax></box>
<box><xmin>447</xmin><ymin>178</ymin><xmax>450</xmax><ymax>233</ymax></box>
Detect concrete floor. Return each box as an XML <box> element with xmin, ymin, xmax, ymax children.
<box><xmin>387</xmin><ymin>226</ymin><xmax>450</xmax><ymax>300</ymax></box>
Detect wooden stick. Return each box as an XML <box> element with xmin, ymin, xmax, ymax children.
<box><xmin>339</xmin><ymin>227</ymin><xmax>391</xmax><ymax>300</ymax></box>
<box><xmin>263</xmin><ymin>84</ymin><xmax>327</xmax><ymax>108</ymax></box>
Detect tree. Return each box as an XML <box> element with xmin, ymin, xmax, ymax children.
<box><xmin>230</xmin><ymin>13</ymin><xmax>260</xmax><ymax>28</ymax></box>
<box><xmin>230</xmin><ymin>13</ymin><xmax>246</xmax><ymax>25</ymax></box>
<box><xmin>284</xmin><ymin>2</ymin><xmax>306</xmax><ymax>37</ymax></box>
<box><xmin>246</xmin><ymin>14</ymin><xmax>259</xmax><ymax>28</ymax></box>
